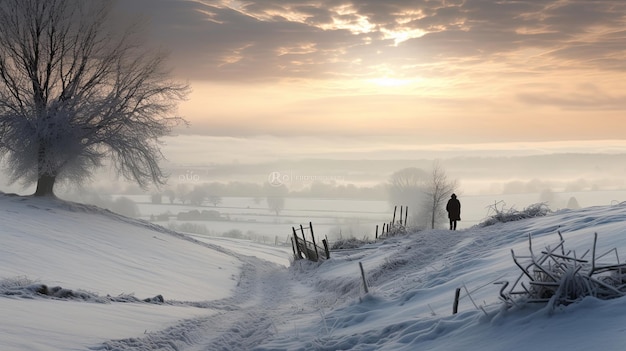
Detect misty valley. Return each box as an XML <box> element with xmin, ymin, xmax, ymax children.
<box><xmin>65</xmin><ymin>190</ymin><xmax>626</xmax><ymax>245</ymax></box>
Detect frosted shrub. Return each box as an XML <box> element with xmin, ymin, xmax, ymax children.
<box><xmin>384</xmin><ymin>224</ymin><xmax>409</xmax><ymax>237</ymax></box>
<box><xmin>480</xmin><ymin>202</ymin><xmax>551</xmax><ymax>227</ymax></box>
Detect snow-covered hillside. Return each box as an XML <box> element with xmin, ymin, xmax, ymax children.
<box><xmin>2</xmin><ymin>192</ymin><xmax>626</xmax><ymax>350</ymax></box>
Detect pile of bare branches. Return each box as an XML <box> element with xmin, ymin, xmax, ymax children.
<box><xmin>497</xmin><ymin>232</ymin><xmax>626</xmax><ymax>309</ymax></box>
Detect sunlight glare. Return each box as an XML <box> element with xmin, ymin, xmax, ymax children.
<box><xmin>370</xmin><ymin>77</ymin><xmax>411</xmax><ymax>87</ymax></box>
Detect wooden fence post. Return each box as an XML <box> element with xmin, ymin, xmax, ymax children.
<box><xmin>400</xmin><ymin>206</ymin><xmax>403</xmax><ymax>226</ymax></box>
<box><xmin>392</xmin><ymin>205</ymin><xmax>397</xmax><ymax>225</ymax></box>
<box><xmin>375</xmin><ymin>224</ymin><xmax>379</xmax><ymax>239</ymax></box>
<box><xmin>359</xmin><ymin>262</ymin><xmax>369</xmax><ymax>294</ymax></box>
<box><xmin>453</xmin><ymin>287</ymin><xmax>461</xmax><ymax>314</ymax></box>
<box><xmin>322</xmin><ymin>239</ymin><xmax>330</xmax><ymax>259</ymax></box>
<box><xmin>405</xmin><ymin>206</ymin><xmax>408</xmax><ymax>227</ymax></box>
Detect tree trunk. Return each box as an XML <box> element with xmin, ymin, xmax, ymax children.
<box><xmin>34</xmin><ymin>173</ymin><xmax>56</xmax><ymax>197</ymax></box>
<box><xmin>431</xmin><ymin>201</ymin><xmax>436</xmax><ymax>229</ymax></box>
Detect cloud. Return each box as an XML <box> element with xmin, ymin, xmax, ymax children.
<box><xmin>118</xmin><ymin>0</ymin><xmax>626</xmax><ymax>82</ymax></box>
<box><xmin>518</xmin><ymin>84</ymin><xmax>626</xmax><ymax>110</ymax></box>
<box><xmin>110</xmin><ymin>0</ymin><xmax>626</xmax><ymax>142</ymax></box>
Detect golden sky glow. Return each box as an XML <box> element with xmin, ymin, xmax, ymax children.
<box><xmin>117</xmin><ymin>0</ymin><xmax>626</xmax><ymax>160</ymax></box>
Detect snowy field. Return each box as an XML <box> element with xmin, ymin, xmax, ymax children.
<box><xmin>3</xmin><ymin>192</ymin><xmax>626</xmax><ymax>350</ymax></box>
<box><xmin>124</xmin><ymin>190</ymin><xmax>626</xmax><ymax>238</ymax></box>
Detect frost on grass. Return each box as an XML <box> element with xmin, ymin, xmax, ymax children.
<box><xmin>480</xmin><ymin>202</ymin><xmax>551</xmax><ymax>227</ymax></box>
<box><xmin>499</xmin><ymin>231</ymin><xmax>626</xmax><ymax>309</ymax></box>
<box><xmin>0</xmin><ymin>276</ymin><xmax>164</xmax><ymax>304</ymax></box>
<box><xmin>331</xmin><ymin>237</ymin><xmax>375</xmax><ymax>250</ymax></box>
<box><xmin>330</xmin><ymin>223</ymin><xmax>414</xmax><ymax>250</ymax></box>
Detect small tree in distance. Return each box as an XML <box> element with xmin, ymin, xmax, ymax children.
<box><xmin>567</xmin><ymin>196</ymin><xmax>581</xmax><ymax>210</ymax></box>
<box><xmin>163</xmin><ymin>189</ymin><xmax>176</xmax><ymax>204</ymax></box>
<box><xmin>0</xmin><ymin>0</ymin><xmax>188</xmax><ymax>196</ymax></box>
<box><xmin>424</xmin><ymin>161</ymin><xmax>457</xmax><ymax>229</ymax></box>
<box><xmin>265</xmin><ymin>182</ymin><xmax>287</xmax><ymax>216</ymax></box>
<box><xmin>387</xmin><ymin>167</ymin><xmax>428</xmax><ymax>227</ymax></box>
<box><xmin>207</xmin><ymin>195</ymin><xmax>223</xmax><ymax>207</ymax></box>
<box><xmin>188</xmin><ymin>186</ymin><xmax>207</xmax><ymax>206</ymax></box>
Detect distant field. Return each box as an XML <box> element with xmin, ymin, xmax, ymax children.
<box><xmin>119</xmin><ymin>190</ymin><xmax>626</xmax><ymax>242</ymax></box>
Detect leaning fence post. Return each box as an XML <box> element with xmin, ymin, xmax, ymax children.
<box><xmin>375</xmin><ymin>224</ymin><xmax>379</xmax><ymax>239</ymax></box>
<box><xmin>300</xmin><ymin>224</ymin><xmax>308</xmax><ymax>260</ymax></box>
<box><xmin>392</xmin><ymin>205</ymin><xmax>397</xmax><ymax>225</ymax></box>
<box><xmin>453</xmin><ymin>287</ymin><xmax>461</xmax><ymax>314</ymax></box>
<box><xmin>292</xmin><ymin>227</ymin><xmax>301</xmax><ymax>259</ymax></box>
<box><xmin>310</xmin><ymin>222</ymin><xmax>319</xmax><ymax>261</ymax></box>
<box><xmin>359</xmin><ymin>262</ymin><xmax>369</xmax><ymax>294</ymax></box>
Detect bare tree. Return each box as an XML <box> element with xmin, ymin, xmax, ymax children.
<box><xmin>424</xmin><ymin>161</ymin><xmax>457</xmax><ymax>229</ymax></box>
<box><xmin>207</xmin><ymin>195</ymin><xmax>222</xmax><ymax>207</ymax></box>
<box><xmin>0</xmin><ymin>0</ymin><xmax>188</xmax><ymax>196</ymax></box>
<box><xmin>387</xmin><ymin>164</ymin><xmax>457</xmax><ymax>229</ymax></box>
<box><xmin>163</xmin><ymin>188</ymin><xmax>176</xmax><ymax>204</ymax></box>
<box><xmin>387</xmin><ymin>167</ymin><xmax>428</xmax><ymax>227</ymax></box>
<box><xmin>188</xmin><ymin>186</ymin><xmax>207</xmax><ymax>206</ymax></box>
<box><xmin>176</xmin><ymin>183</ymin><xmax>190</xmax><ymax>204</ymax></box>
<box><xmin>265</xmin><ymin>182</ymin><xmax>287</xmax><ymax>216</ymax></box>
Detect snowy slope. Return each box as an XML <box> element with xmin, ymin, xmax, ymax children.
<box><xmin>0</xmin><ymin>193</ymin><xmax>293</xmax><ymax>350</ymax></box>
<box><xmin>258</xmin><ymin>204</ymin><xmax>626</xmax><ymax>350</ymax></box>
<box><xmin>2</xmin><ymin>193</ymin><xmax>626</xmax><ymax>350</ymax></box>
<box><xmin>0</xmin><ymin>194</ymin><xmax>241</xmax><ymax>300</ymax></box>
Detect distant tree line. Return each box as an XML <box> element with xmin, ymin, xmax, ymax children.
<box><xmin>150</xmin><ymin>180</ymin><xmax>388</xmax><ymax>204</ymax></box>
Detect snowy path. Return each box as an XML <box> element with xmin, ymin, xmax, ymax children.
<box><xmin>94</xmin><ymin>239</ymin><xmax>311</xmax><ymax>351</ymax></box>
<box><xmin>184</xmin><ymin>258</ymin><xmax>298</xmax><ymax>351</ymax></box>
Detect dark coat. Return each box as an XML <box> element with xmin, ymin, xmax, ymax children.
<box><xmin>446</xmin><ymin>196</ymin><xmax>461</xmax><ymax>220</ymax></box>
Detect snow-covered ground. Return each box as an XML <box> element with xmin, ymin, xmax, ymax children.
<box><xmin>3</xmin><ymin>192</ymin><xmax>626</xmax><ymax>350</ymax></box>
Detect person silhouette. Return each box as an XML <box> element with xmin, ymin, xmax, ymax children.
<box><xmin>446</xmin><ymin>193</ymin><xmax>461</xmax><ymax>230</ymax></box>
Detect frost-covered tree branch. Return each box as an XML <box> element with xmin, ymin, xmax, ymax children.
<box><xmin>0</xmin><ymin>0</ymin><xmax>189</xmax><ymax>196</ymax></box>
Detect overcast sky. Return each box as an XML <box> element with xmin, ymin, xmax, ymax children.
<box><xmin>116</xmin><ymin>0</ymin><xmax>626</xmax><ymax>163</ymax></box>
